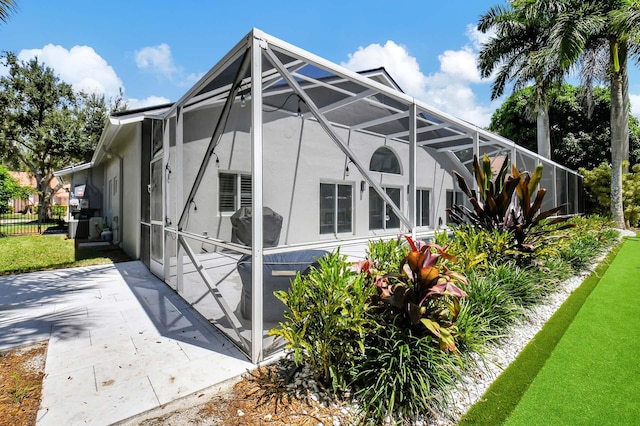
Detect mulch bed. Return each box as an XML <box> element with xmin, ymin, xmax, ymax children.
<box><xmin>0</xmin><ymin>342</ymin><xmax>47</xmax><ymax>426</ymax></box>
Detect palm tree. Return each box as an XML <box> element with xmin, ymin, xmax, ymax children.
<box><xmin>477</xmin><ymin>1</ymin><xmax>565</xmax><ymax>160</ymax></box>
<box><xmin>0</xmin><ymin>0</ymin><xmax>17</xmax><ymax>23</ymax></box>
<box><xmin>543</xmin><ymin>0</ymin><xmax>640</xmax><ymax>228</ymax></box>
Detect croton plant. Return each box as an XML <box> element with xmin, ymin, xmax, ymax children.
<box><xmin>357</xmin><ymin>235</ymin><xmax>468</xmax><ymax>353</ymax></box>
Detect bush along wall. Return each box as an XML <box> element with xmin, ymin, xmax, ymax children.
<box><xmin>270</xmin><ymin>153</ymin><xmax>622</xmax><ymax>424</ymax></box>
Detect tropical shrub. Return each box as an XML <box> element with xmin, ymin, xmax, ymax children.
<box><xmin>0</xmin><ymin>166</ymin><xmax>33</xmax><ymax>215</ymax></box>
<box><xmin>269</xmin><ymin>251</ymin><xmax>377</xmax><ymax>391</ymax></box>
<box><xmin>367</xmin><ymin>236</ymin><xmax>468</xmax><ymax>354</ymax></box>
<box><xmin>365</xmin><ymin>237</ymin><xmax>408</xmax><ymax>273</ymax></box>
<box><xmin>52</xmin><ymin>204</ymin><xmax>67</xmax><ymax>218</ymax></box>
<box><xmin>435</xmin><ymin>226</ymin><xmax>514</xmax><ymax>274</ymax></box>
<box><xmin>448</xmin><ymin>154</ymin><xmax>574</xmax><ymax>257</ymax></box>
<box><xmin>346</xmin><ymin>236</ymin><xmax>470</xmax><ymax>423</ymax></box>
<box><xmin>580</xmin><ymin>162</ymin><xmax>640</xmax><ymax>226</ymax></box>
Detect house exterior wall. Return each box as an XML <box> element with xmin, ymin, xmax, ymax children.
<box><xmin>177</xmin><ymin>102</ymin><xmax>456</xmax><ymax>247</ymax></box>
<box><xmin>106</xmin><ymin>123</ymin><xmax>142</xmax><ymax>258</ymax></box>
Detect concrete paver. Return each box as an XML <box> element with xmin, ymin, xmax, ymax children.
<box><xmin>0</xmin><ymin>261</ymin><xmax>254</xmax><ymax>425</ymax></box>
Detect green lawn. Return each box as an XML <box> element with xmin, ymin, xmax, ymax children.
<box><xmin>504</xmin><ymin>235</ymin><xmax>640</xmax><ymax>425</ymax></box>
<box><xmin>459</xmin><ymin>236</ymin><xmax>640</xmax><ymax>425</ymax></box>
<box><xmin>0</xmin><ymin>235</ymin><xmax>131</xmax><ymax>275</ymax></box>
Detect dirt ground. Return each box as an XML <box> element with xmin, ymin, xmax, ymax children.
<box><xmin>0</xmin><ymin>342</ymin><xmax>47</xmax><ymax>426</ymax></box>
<box><xmin>136</xmin><ymin>366</ymin><xmax>355</xmax><ymax>426</ymax></box>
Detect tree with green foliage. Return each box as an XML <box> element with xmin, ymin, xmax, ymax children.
<box><xmin>0</xmin><ymin>0</ymin><xmax>17</xmax><ymax>23</ymax></box>
<box><xmin>489</xmin><ymin>84</ymin><xmax>640</xmax><ymax>170</ymax></box>
<box><xmin>479</xmin><ymin>0</ymin><xmax>640</xmax><ymax>228</ymax></box>
<box><xmin>478</xmin><ymin>0</ymin><xmax>564</xmax><ymax>159</ymax></box>
<box><xmin>579</xmin><ymin>162</ymin><xmax>640</xmax><ymax>227</ymax></box>
<box><xmin>0</xmin><ymin>52</ymin><xmax>107</xmax><ymax>226</ymax></box>
<box><xmin>0</xmin><ymin>165</ymin><xmax>32</xmax><ymax>214</ymax></box>
<box><xmin>536</xmin><ymin>0</ymin><xmax>640</xmax><ymax>228</ymax></box>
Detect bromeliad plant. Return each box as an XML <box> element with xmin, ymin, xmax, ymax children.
<box><xmin>369</xmin><ymin>235</ymin><xmax>468</xmax><ymax>353</ymax></box>
<box><xmin>448</xmin><ymin>154</ymin><xmax>574</xmax><ymax>254</ymax></box>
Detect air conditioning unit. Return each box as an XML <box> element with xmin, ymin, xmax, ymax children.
<box><xmin>89</xmin><ymin>217</ymin><xmax>104</xmax><ymax>239</ymax></box>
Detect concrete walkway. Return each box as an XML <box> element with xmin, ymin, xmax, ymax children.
<box><xmin>0</xmin><ymin>261</ymin><xmax>254</xmax><ymax>425</ymax></box>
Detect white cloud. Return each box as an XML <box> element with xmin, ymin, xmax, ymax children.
<box><xmin>466</xmin><ymin>23</ymin><xmax>494</xmax><ymax>51</ymax></box>
<box><xmin>341</xmin><ymin>36</ymin><xmax>494</xmax><ymax>127</ymax></box>
<box><xmin>126</xmin><ymin>95</ymin><xmax>172</xmax><ymax>110</ymax></box>
<box><xmin>438</xmin><ymin>47</ymin><xmax>482</xmax><ymax>83</ymax></box>
<box><xmin>342</xmin><ymin>41</ymin><xmax>428</xmax><ymax>98</ymax></box>
<box><xmin>135</xmin><ymin>43</ymin><xmax>176</xmax><ymax>79</ymax></box>
<box><xmin>135</xmin><ymin>43</ymin><xmax>201</xmax><ymax>87</ymax></box>
<box><xmin>14</xmin><ymin>44</ymin><xmax>174</xmax><ymax>111</ymax></box>
<box><xmin>18</xmin><ymin>44</ymin><xmax>123</xmax><ymax>98</ymax></box>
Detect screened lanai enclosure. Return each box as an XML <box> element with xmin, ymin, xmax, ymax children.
<box><xmin>69</xmin><ymin>29</ymin><xmax>584</xmax><ymax>363</ymax></box>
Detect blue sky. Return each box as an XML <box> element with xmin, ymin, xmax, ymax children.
<box><xmin>2</xmin><ymin>0</ymin><xmax>640</xmax><ymax>127</ymax></box>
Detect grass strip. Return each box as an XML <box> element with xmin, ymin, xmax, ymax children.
<box><xmin>458</xmin><ymin>239</ymin><xmax>625</xmax><ymax>426</ymax></box>
<box><xmin>0</xmin><ymin>235</ymin><xmax>130</xmax><ymax>274</ymax></box>
<box><xmin>504</xmin><ymin>236</ymin><xmax>640</xmax><ymax>425</ymax></box>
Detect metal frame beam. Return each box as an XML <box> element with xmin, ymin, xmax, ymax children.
<box><xmin>177</xmin><ymin>48</ymin><xmax>252</xmax><ymax>231</ymax></box>
<box><xmin>351</xmin><ymin>111</ymin><xmax>409</xmax><ymax>131</ymax></box>
<box><xmin>262</xmin><ymin>44</ymin><xmax>412</xmax><ymax>230</ymax></box>
<box><xmin>418</xmin><ymin>133</ymin><xmax>472</xmax><ymax>147</ymax></box>
<box><xmin>177</xmin><ymin>235</ymin><xmax>249</xmax><ymax>349</ymax></box>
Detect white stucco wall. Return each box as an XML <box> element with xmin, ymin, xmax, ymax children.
<box><xmin>105</xmin><ymin>123</ymin><xmax>142</xmax><ymax>258</ymax></box>
<box><xmin>176</xmin><ymin>102</ymin><xmax>456</xmax><ymax>247</ymax></box>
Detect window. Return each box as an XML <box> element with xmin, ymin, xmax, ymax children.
<box><xmin>416</xmin><ymin>189</ymin><xmax>430</xmax><ymax>227</ymax></box>
<box><xmin>369</xmin><ymin>147</ymin><xmax>401</xmax><ymax>174</ymax></box>
<box><xmin>320</xmin><ymin>183</ymin><xmax>353</xmax><ymax>234</ymax></box>
<box><xmin>152</xmin><ymin>120</ymin><xmax>163</xmax><ymax>156</ymax></box>
<box><xmin>219</xmin><ymin>172</ymin><xmax>252</xmax><ymax>213</ymax></box>
<box><xmin>446</xmin><ymin>190</ymin><xmax>464</xmax><ymax>224</ymax></box>
<box><xmin>369</xmin><ymin>187</ymin><xmax>401</xmax><ymax>230</ymax></box>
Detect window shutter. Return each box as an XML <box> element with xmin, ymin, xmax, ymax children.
<box><xmin>240</xmin><ymin>175</ymin><xmax>252</xmax><ymax>208</ymax></box>
<box><xmin>219</xmin><ymin>173</ymin><xmax>237</xmax><ymax>212</ymax></box>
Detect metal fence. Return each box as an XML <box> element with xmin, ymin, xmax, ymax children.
<box><xmin>0</xmin><ymin>210</ymin><xmax>68</xmax><ymax>236</ymax></box>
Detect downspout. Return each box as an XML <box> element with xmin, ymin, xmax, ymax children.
<box><xmin>104</xmin><ymin>147</ymin><xmax>124</xmax><ymax>245</ymax></box>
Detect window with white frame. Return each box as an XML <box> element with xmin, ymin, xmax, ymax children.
<box><xmin>369</xmin><ymin>147</ymin><xmax>401</xmax><ymax>174</ymax></box>
<box><xmin>369</xmin><ymin>186</ymin><xmax>401</xmax><ymax>230</ymax></box>
<box><xmin>319</xmin><ymin>183</ymin><xmax>353</xmax><ymax>234</ymax></box>
<box><xmin>219</xmin><ymin>172</ymin><xmax>252</xmax><ymax>213</ymax></box>
<box><xmin>416</xmin><ymin>189</ymin><xmax>431</xmax><ymax>227</ymax></box>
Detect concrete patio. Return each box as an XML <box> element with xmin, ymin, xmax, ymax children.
<box><xmin>0</xmin><ymin>261</ymin><xmax>254</xmax><ymax>425</ymax></box>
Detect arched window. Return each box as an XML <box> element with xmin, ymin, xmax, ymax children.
<box><xmin>369</xmin><ymin>147</ymin><xmax>401</xmax><ymax>174</ymax></box>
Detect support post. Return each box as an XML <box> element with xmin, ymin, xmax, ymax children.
<box><xmin>250</xmin><ymin>37</ymin><xmax>264</xmax><ymax>364</ymax></box>
<box><xmin>176</xmin><ymin>107</ymin><xmax>184</xmax><ymax>294</ymax></box>
<box><xmin>409</xmin><ymin>102</ymin><xmax>417</xmax><ymax>238</ymax></box>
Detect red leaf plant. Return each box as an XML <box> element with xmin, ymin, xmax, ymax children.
<box><xmin>361</xmin><ymin>235</ymin><xmax>469</xmax><ymax>354</ymax></box>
